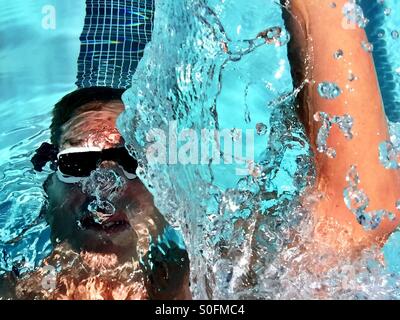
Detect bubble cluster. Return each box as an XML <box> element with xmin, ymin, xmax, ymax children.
<box><xmin>343</xmin><ymin>165</ymin><xmax>395</xmax><ymax>230</ymax></box>
<box><xmin>342</xmin><ymin>1</ymin><xmax>369</xmax><ymax>28</ymax></box>
<box><xmin>317</xmin><ymin>82</ymin><xmax>342</xmax><ymax>100</ymax></box>
<box><xmin>81</xmin><ymin>168</ymin><xmax>126</xmax><ymax>222</ymax></box>
<box><xmin>314</xmin><ymin>112</ymin><xmax>354</xmax><ymax>158</ymax></box>
<box><xmin>361</xmin><ymin>40</ymin><xmax>374</xmax><ymax>53</ymax></box>
<box><xmin>379</xmin><ymin>141</ymin><xmax>400</xmax><ymax>169</ymax></box>
<box><xmin>256</xmin><ymin>123</ymin><xmax>268</xmax><ymax>136</ymax></box>
<box><xmin>379</xmin><ymin>122</ymin><xmax>400</xmax><ymax>169</ymax></box>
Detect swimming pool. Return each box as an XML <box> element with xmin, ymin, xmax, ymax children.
<box><xmin>0</xmin><ymin>0</ymin><xmax>85</xmax><ymax>275</ymax></box>
<box><xmin>1</xmin><ymin>0</ymin><xmax>400</xmax><ymax>299</ymax></box>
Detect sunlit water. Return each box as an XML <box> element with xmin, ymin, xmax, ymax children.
<box><xmin>0</xmin><ymin>0</ymin><xmax>84</xmax><ymax>275</ymax></box>
<box><xmin>1</xmin><ymin>0</ymin><xmax>400</xmax><ymax>299</ymax></box>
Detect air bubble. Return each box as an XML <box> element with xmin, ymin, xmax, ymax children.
<box><xmin>342</xmin><ymin>2</ymin><xmax>368</xmax><ymax>28</ymax></box>
<box><xmin>379</xmin><ymin>141</ymin><xmax>400</xmax><ymax>169</ymax></box>
<box><xmin>348</xmin><ymin>72</ymin><xmax>357</xmax><ymax>81</ymax></box>
<box><xmin>256</xmin><ymin>123</ymin><xmax>268</xmax><ymax>136</ymax></box>
<box><xmin>384</xmin><ymin>8</ymin><xmax>392</xmax><ymax>16</ymax></box>
<box><xmin>344</xmin><ymin>165</ymin><xmax>395</xmax><ymax>230</ymax></box>
<box><xmin>317</xmin><ymin>82</ymin><xmax>342</xmax><ymax>99</ymax></box>
<box><xmin>334</xmin><ymin>49</ymin><xmax>344</xmax><ymax>59</ymax></box>
<box><xmin>314</xmin><ymin>112</ymin><xmax>353</xmax><ymax>158</ymax></box>
<box><xmin>361</xmin><ymin>41</ymin><xmax>374</xmax><ymax>53</ymax></box>
<box><xmin>396</xmin><ymin>200</ymin><xmax>400</xmax><ymax>211</ymax></box>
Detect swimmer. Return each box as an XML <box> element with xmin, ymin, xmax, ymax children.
<box><xmin>282</xmin><ymin>0</ymin><xmax>400</xmax><ymax>252</ymax></box>
<box><xmin>0</xmin><ymin>0</ymin><xmax>190</xmax><ymax>300</ymax></box>
<box><xmin>2</xmin><ymin>88</ymin><xmax>190</xmax><ymax>300</ymax></box>
<box><xmin>2</xmin><ymin>0</ymin><xmax>398</xmax><ymax>300</ymax></box>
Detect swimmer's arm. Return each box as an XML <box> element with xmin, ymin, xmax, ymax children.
<box><xmin>285</xmin><ymin>0</ymin><xmax>400</xmax><ymax>246</ymax></box>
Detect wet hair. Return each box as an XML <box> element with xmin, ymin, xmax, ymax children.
<box><xmin>50</xmin><ymin>87</ymin><xmax>125</xmax><ymax>146</ymax></box>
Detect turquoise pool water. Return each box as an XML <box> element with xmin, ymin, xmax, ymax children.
<box><xmin>0</xmin><ymin>0</ymin><xmax>84</xmax><ymax>274</ymax></box>
<box><xmin>1</xmin><ymin>0</ymin><xmax>400</xmax><ymax>299</ymax></box>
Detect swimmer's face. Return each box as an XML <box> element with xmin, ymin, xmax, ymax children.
<box><xmin>44</xmin><ymin>101</ymin><xmax>161</xmax><ymax>261</ymax></box>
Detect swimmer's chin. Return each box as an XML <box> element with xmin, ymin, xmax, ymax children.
<box><xmin>56</xmin><ymin>211</ymin><xmax>139</xmax><ymax>261</ymax></box>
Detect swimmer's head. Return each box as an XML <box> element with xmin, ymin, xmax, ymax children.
<box><xmin>50</xmin><ymin>87</ymin><xmax>126</xmax><ymax>148</ymax></box>
<box><xmin>32</xmin><ymin>88</ymin><xmax>191</xmax><ymax>298</ymax></box>
<box><xmin>38</xmin><ymin>88</ymin><xmax>161</xmax><ymax>261</ymax></box>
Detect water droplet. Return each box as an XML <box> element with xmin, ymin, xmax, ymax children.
<box><xmin>342</xmin><ymin>2</ymin><xmax>368</xmax><ymax>28</ymax></box>
<box><xmin>348</xmin><ymin>72</ymin><xmax>357</xmax><ymax>81</ymax></box>
<box><xmin>330</xmin><ymin>2</ymin><xmax>337</xmax><ymax>8</ymax></box>
<box><xmin>388</xmin><ymin>212</ymin><xmax>396</xmax><ymax>221</ymax></box>
<box><xmin>346</xmin><ymin>165</ymin><xmax>360</xmax><ymax>186</ymax></box>
<box><xmin>391</xmin><ymin>30</ymin><xmax>399</xmax><ymax>40</ymax></box>
<box><xmin>379</xmin><ymin>141</ymin><xmax>400</xmax><ymax>169</ymax></box>
<box><xmin>343</xmin><ymin>166</ymin><xmax>393</xmax><ymax>230</ymax></box>
<box><xmin>314</xmin><ymin>112</ymin><xmax>353</xmax><ymax>158</ymax></box>
<box><xmin>317</xmin><ymin>82</ymin><xmax>342</xmax><ymax>99</ymax></box>
<box><xmin>334</xmin><ymin>49</ymin><xmax>344</xmax><ymax>59</ymax></box>
<box><xmin>384</xmin><ymin>8</ymin><xmax>392</xmax><ymax>16</ymax></box>
<box><xmin>257</xmin><ymin>26</ymin><xmax>290</xmax><ymax>47</ymax></box>
<box><xmin>361</xmin><ymin>41</ymin><xmax>374</xmax><ymax>52</ymax></box>
<box><xmin>256</xmin><ymin>123</ymin><xmax>268</xmax><ymax>136</ymax></box>
<box><xmin>336</xmin><ymin>114</ymin><xmax>354</xmax><ymax>140</ymax></box>
<box><xmin>326</xmin><ymin>148</ymin><xmax>337</xmax><ymax>159</ymax></box>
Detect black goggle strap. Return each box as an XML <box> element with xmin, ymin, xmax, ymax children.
<box><xmin>31</xmin><ymin>142</ymin><xmax>59</xmax><ymax>172</ymax></box>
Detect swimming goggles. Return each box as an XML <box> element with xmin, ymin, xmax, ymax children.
<box><xmin>32</xmin><ymin>143</ymin><xmax>138</xmax><ymax>183</ymax></box>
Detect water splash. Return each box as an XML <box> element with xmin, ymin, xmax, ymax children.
<box><xmin>379</xmin><ymin>121</ymin><xmax>400</xmax><ymax>169</ymax></box>
<box><xmin>118</xmin><ymin>0</ymin><xmax>315</xmax><ymax>299</ymax></box>
<box><xmin>343</xmin><ymin>0</ymin><xmax>369</xmax><ymax>28</ymax></box>
<box><xmin>361</xmin><ymin>40</ymin><xmax>374</xmax><ymax>52</ymax></box>
<box><xmin>343</xmin><ymin>165</ymin><xmax>395</xmax><ymax>230</ymax></box>
<box><xmin>379</xmin><ymin>141</ymin><xmax>400</xmax><ymax>169</ymax></box>
<box><xmin>118</xmin><ymin>0</ymin><xmax>400</xmax><ymax>299</ymax></box>
<box><xmin>255</xmin><ymin>123</ymin><xmax>267</xmax><ymax>136</ymax></box>
<box><xmin>314</xmin><ymin>112</ymin><xmax>354</xmax><ymax>158</ymax></box>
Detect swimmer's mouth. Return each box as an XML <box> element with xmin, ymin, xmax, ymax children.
<box><xmin>79</xmin><ymin>212</ymin><xmax>130</xmax><ymax>234</ymax></box>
